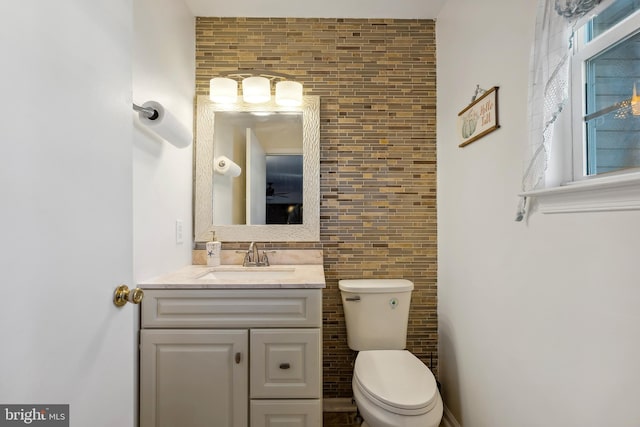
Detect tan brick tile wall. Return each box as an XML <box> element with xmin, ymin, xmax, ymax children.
<box><xmin>195</xmin><ymin>17</ymin><xmax>437</xmax><ymax>398</ymax></box>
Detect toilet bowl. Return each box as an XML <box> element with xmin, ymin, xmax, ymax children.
<box><xmin>352</xmin><ymin>350</ymin><xmax>443</xmax><ymax>427</ymax></box>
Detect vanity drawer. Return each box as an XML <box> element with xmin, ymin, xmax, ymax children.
<box><xmin>250</xmin><ymin>399</ymin><xmax>321</xmax><ymax>427</ymax></box>
<box><xmin>250</xmin><ymin>329</ymin><xmax>321</xmax><ymax>399</ymax></box>
<box><xmin>141</xmin><ymin>289</ymin><xmax>322</xmax><ymax>328</ymax></box>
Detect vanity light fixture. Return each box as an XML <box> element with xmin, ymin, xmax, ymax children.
<box><xmin>242</xmin><ymin>76</ymin><xmax>271</xmax><ymax>103</ymax></box>
<box><xmin>275</xmin><ymin>81</ymin><xmax>303</xmax><ymax>106</ymax></box>
<box><xmin>209</xmin><ymin>77</ymin><xmax>238</xmax><ymax>104</ymax></box>
<box><xmin>209</xmin><ymin>71</ymin><xmax>303</xmax><ymax>107</ymax></box>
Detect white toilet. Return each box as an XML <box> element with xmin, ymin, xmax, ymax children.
<box><xmin>339</xmin><ymin>279</ymin><xmax>443</xmax><ymax>427</ymax></box>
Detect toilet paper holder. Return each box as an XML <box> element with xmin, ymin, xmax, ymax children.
<box><xmin>132</xmin><ymin>101</ymin><xmax>192</xmax><ymax>149</ymax></box>
<box><xmin>132</xmin><ymin>103</ymin><xmax>158</xmax><ymax>120</ymax></box>
<box><xmin>214</xmin><ymin>155</ymin><xmax>242</xmax><ymax>177</ymax></box>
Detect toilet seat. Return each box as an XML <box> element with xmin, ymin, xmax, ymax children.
<box><xmin>353</xmin><ymin>350</ymin><xmax>439</xmax><ymax>416</ymax></box>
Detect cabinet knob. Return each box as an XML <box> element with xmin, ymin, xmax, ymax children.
<box><xmin>113</xmin><ymin>285</ymin><xmax>144</xmax><ymax>307</ymax></box>
<box><xmin>235</xmin><ymin>352</ymin><xmax>242</xmax><ymax>364</ymax></box>
<box><xmin>279</xmin><ymin>362</ymin><xmax>291</xmax><ymax>370</ymax></box>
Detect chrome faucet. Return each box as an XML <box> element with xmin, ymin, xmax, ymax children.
<box><xmin>242</xmin><ymin>242</ymin><xmax>271</xmax><ymax>267</ymax></box>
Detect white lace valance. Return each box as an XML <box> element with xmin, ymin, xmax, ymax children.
<box><xmin>554</xmin><ymin>0</ymin><xmax>602</xmax><ymax>20</ymax></box>
<box><xmin>516</xmin><ymin>0</ymin><xmax>603</xmax><ymax>221</ymax></box>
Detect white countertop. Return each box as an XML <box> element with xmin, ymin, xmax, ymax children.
<box><xmin>139</xmin><ymin>264</ymin><xmax>326</xmax><ymax>289</ymax></box>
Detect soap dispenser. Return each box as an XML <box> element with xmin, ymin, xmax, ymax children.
<box><xmin>206</xmin><ymin>231</ymin><xmax>221</xmax><ymax>267</ymax></box>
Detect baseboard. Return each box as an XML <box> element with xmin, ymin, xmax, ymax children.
<box><xmin>323</xmin><ymin>397</ymin><xmax>356</xmax><ymax>413</ymax></box>
<box><xmin>440</xmin><ymin>404</ymin><xmax>462</xmax><ymax>427</ymax></box>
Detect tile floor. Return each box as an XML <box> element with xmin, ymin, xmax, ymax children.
<box><xmin>323</xmin><ymin>411</ymin><xmax>362</xmax><ymax>427</ymax></box>
<box><xmin>323</xmin><ymin>411</ymin><xmax>446</xmax><ymax>427</ymax></box>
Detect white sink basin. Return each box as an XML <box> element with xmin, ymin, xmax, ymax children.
<box><xmin>197</xmin><ymin>266</ymin><xmax>297</xmax><ymax>281</ymax></box>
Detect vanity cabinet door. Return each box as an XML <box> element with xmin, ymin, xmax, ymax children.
<box><xmin>250</xmin><ymin>329</ymin><xmax>321</xmax><ymax>399</ymax></box>
<box><xmin>140</xmin><ymin>329</ymin><xmax>248</xmax><ymax>427</ymax></box>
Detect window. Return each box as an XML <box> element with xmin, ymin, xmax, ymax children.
<box><xmin>571</xmin><ymin>0</ymin><xmax>640</xmax><ymax>179</ymax></box>
<box><xmin>518</xmin><ymin>0</ymin><xmax>640</xmax><ymax>218</ymax></box>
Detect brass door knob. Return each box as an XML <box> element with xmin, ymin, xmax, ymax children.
<box><xmin>113</xmin><ymin>284</ymin><xmax>144</xmax><ymax>307</ymax></box>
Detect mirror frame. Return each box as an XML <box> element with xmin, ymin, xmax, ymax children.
<box><xmin>194</xmin><ymin>95</ymin><xmax>320</xmax><ymax>242</ymax></box>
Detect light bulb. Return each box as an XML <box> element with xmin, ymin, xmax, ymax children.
<box><xmin>632</xmin><ymin>82</ymin><xmax>640</xmax><ymax>116</ymax></box>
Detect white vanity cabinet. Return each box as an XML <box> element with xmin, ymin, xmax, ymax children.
<box><xmin>139</xmin><ymin>288</ymin><xmax>323</xmax><ymax>427</ymax></box>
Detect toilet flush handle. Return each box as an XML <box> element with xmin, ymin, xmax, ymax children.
<box><xmin>345</xmin><ymin>296</ymin><xmax>360</xmax><ymax>302</ymax></box>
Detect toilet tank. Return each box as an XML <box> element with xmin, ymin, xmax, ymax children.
<box><xmin>339</xmin><ymin>279</ymin><xmax>414</xmax><ymax>351</ymax></box>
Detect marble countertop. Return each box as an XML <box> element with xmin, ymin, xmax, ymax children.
<box><xmin>139</xmin><ymin>264</ymin><xmax>326</xmax><ymax>289</ymax></box>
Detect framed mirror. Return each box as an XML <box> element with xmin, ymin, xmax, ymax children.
<box><xmin>194</xmin><ymin>95</ymin><xmax>320</xmax><ymax>242</ymax></box>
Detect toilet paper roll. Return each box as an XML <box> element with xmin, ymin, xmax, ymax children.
<box><xmin>215</xmin><ymin>156</ymin><xmax>242</xmax><ymax>177</ymax></box>
<box><xmin>138</xmin><ymin>100</ymin><xmax>192</xmax><ymax>149</ymax></box>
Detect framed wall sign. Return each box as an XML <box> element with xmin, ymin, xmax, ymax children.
<box><xmin>457</xmin><ymin>86</ymin><xmax>500</xmax><ymax>148</ymax></box>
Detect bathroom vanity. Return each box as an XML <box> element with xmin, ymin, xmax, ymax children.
<box><xmin>138</xmin><ymin>261</ymin><xmax>325</xmax><ymax>427</ymax></box>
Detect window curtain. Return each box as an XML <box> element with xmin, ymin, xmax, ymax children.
<box><xmin>516</xmin><ymin>0</ymin><xmax>603</xmax><ymax>221</ymax></box>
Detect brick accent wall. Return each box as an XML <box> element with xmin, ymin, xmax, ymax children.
<box><xmin>195</xmin><ymin>17</ymin><xmax>437</xmax><ymax>398</ymax></box>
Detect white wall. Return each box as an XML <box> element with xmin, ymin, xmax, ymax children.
<box><xmin>133</xmin><ymin>0</ymin><xmax>195</xmax><ymax>282</ymax></box>
<box><xmin>437</xmin><ymin>1</ymin><xmax>640</xmax><ymax>426</ymax></box>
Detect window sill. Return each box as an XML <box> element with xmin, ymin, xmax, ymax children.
<box><xmin>519</xmin><ymin>172</ymin><xmax>640</xmax><ymax>214</ymax></box>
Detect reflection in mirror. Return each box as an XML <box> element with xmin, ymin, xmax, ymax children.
<box><xmin>212</xmin><ymin>112</ymin><xmax>303</xmax><ymax>225</ymax></box>
<box><xmin>266</xmin><ymin>155</ymin><xmax>303</xmax><ymax>224</ymax></box>
<box><xmin>194</xmin><ymin>96</ymin><xmax>320</xmax><ymax>242</ymax></box>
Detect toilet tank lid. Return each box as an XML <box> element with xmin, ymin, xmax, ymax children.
<box><xmin>339</xmin><ymin>279</ymin><xmax>413</xmax><ymax>293</ymax></box>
